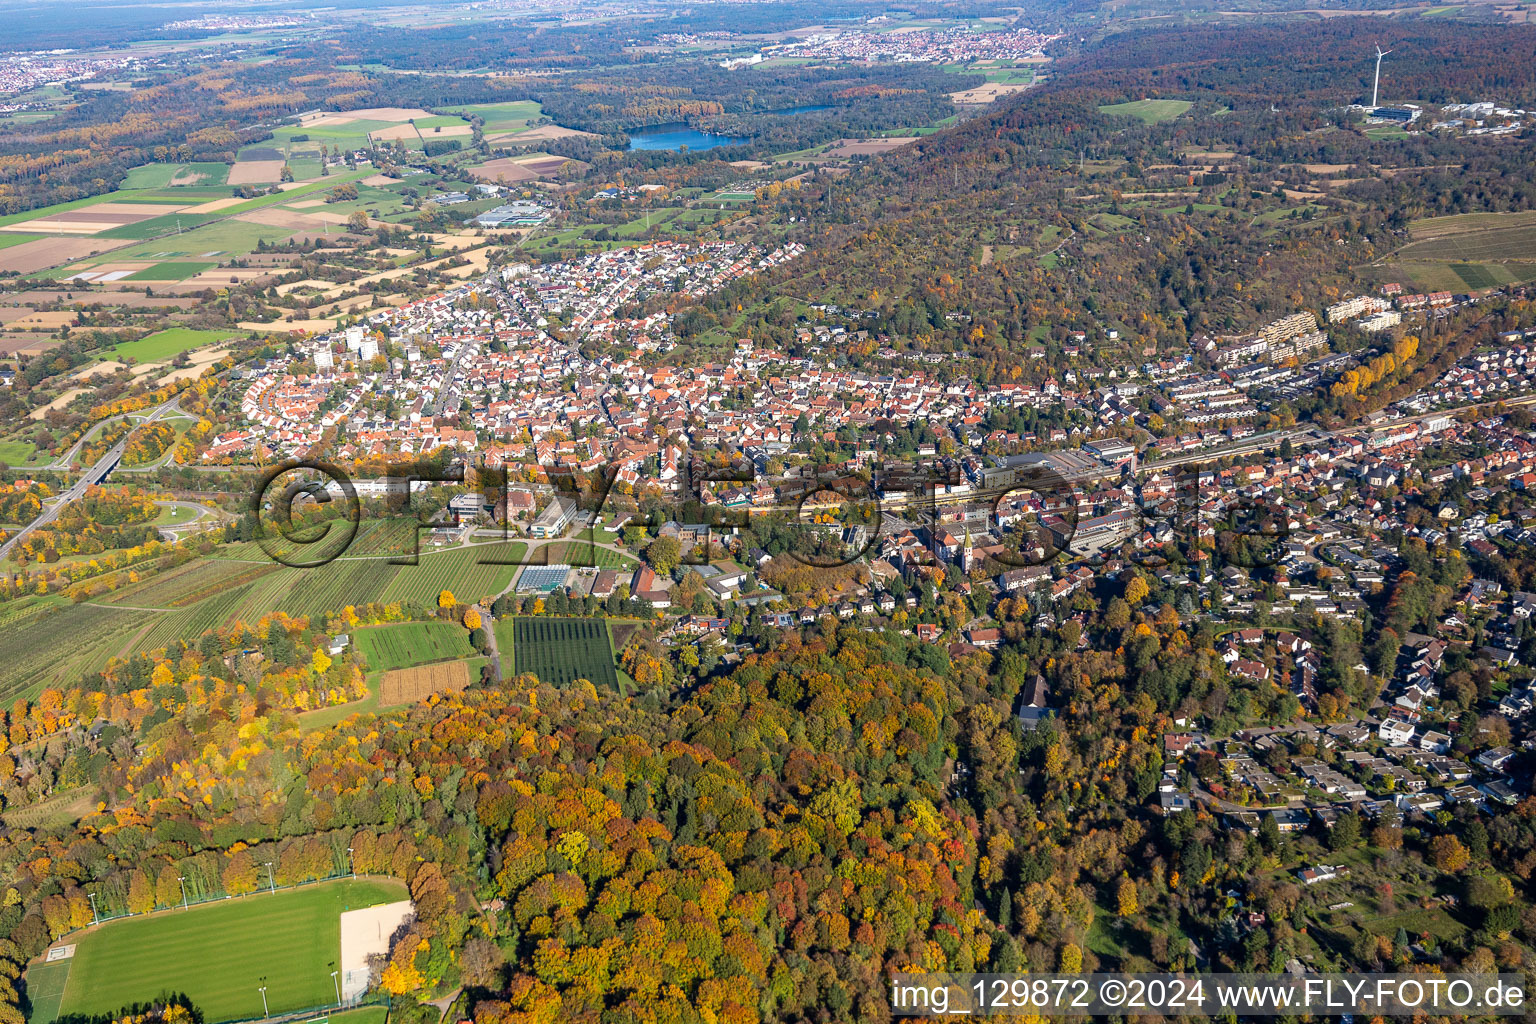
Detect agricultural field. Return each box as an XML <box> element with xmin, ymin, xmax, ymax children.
<box><xmin>231</xmin><ymin>558</ymin><xmax>404</xmax><ymax>623</ymax></box>
<box><xmin>329</xmin><ymin>519</ymin><xmax>423</xmax><ymax>558</ymax></box>
<box><xmin>1368</xmin><ymin>211</ymin><xmax>1536</xmax><ymax>291</ymax></box>
<box><xmin>37</xmin><ymin>878</ymin><xmax>406</xmax><ymax>1024</ymax></box>
<box><xmin>1449</xmin><ymin>262</ymin><xmax>1501</xmax><ymax>289</ymax></box>
<box><xmin>104</xmin><ymin>328</ymin><xmax>234</xmax><ymax>363</ymax></box>
<box><xmin>1396</xmin><ymin>210</ymin><xmax>1536</xmax><ymax>263</ymax></box>
<box><xmin>104</xmin><ymin>558</ymin><xmax>278</xmax><ymax>610</ymax></box>
<box><xmin>120</xmin><ymin>162</ymin><xmax>233</xmax><ymax>189</ymax></box>
<box><xmin>0</xmin><ymin>191</ymin><xmax>159</xmax><ymax>231</ymax></box>
<box><xmin>451</xmin><ymin>100</ymin><xmax>544</xmax><ymax>131</ymax></box>
<box><xmin>69</xmin><ymin>219</ymin><xmax>295</xmax><ymax>268</ymax></box>
<box><xmin>123</xmin><ymin>261</ymin><xmax>216</xmax><ymax>281</ymax></box>
<box><xmin>0</xmin><ymin>603</ymin><xmax>158</xmax><ymax>701</ymax></box>
<box><xmin>1</xmin><ymin>785</ymin><xmax>93</xmax><ymax>831</ymax></box>
<box><xmin>132</xmin><ymin>586</ymin><xmax>256</xmax><ymax>654</ymax></box>
<box><xmin>508</xmin><ymin>617</ymin><xmax>618</xmax><ymax>688</ymax></box>
<box><xmin>376</xmin><ymin>546</ymin><xmax>521</xmax><ymax>608</ymax></box>
<box><xmin>24</xmin><ymin>169</ymin><xmax>379</xmax><ymax>282</ymax></box>
<box><xmin>1098</xmin><ymin>99</ymin><xmax>1193</xmax><ymax>124</ymax></box>
<box><xmin>354</xmin><ymin>620</ymin><xmax>475</xmax><ymax>673</ymax></box>
<box><xmin>540</xmin><ymin>539</ymin><xmax>635</xmax><ymax>568</ymax></box>
<box><xmin>378</xmin><ymin>659</ymin><xmax>472</xmax><ymax>704</ymax></box>
<box><xmin>275</xmin><ymin>108</ymin><xmax>475</xmax><ymax>155</ymax></box>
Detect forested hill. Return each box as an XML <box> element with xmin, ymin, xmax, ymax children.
<box><xmin>1049</xmin><ymin>19</ymin><xmax>1536</xmax><ymax>110</ymax></box>
<box><xmin>0</xmin><ymin>629</ymin><xmax>1009</xmax><ymax>1024</ymax></box>
<box><xmin>693</xmin><ymin>16</ymin><xmax>1536</xmax><ymax>387</ymax></box>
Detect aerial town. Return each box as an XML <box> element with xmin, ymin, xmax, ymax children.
<box><xmin>1</xmin><ymin>2</ymin><xmax>1534</xmax><ymax>1020</ymax></box>
<box><xmin>769</xmin><ymin>24</ymin><xmax>1059</xmax><ymax>65</ymax></box>
<box><xmin>0</xmin><ymin>51</ymin><xmax>142</xmax><ymax>102</ymax></box>
<box><xmin>203</xmin><ymin>244</ymin><xmax>1536</xmax><ymax>850</ymax></box>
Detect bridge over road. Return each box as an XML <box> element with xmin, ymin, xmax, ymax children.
<box><xmin>0</xmin><ymin>397</ymin><xmax>182</xmax><ymax>562</ymax></box>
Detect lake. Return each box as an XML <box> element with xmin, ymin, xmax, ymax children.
<box><xmin>624</xmin><ymin>105</ymin><xmax>832</xmax><ymax>151</ymax></box>
<box><xmin>626</xmin><ymin>124</ymin><xmax>749</xmax><ymax>152</ymax></box>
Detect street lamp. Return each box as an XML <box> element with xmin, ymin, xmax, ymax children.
<box><xmin>264</xmin><ymin>861</ymin><xmax>276</xmax><ymax>892</ymax></box>
<box><xmin>331</xmin><ymin>970</ymin><xmax>341</xmax><ymax>1005</ymax></box>
<box><xmin>347</xmin><ymin>847</ymin><xmax>355</xmax><ymax>878</ymax></box>
<box><xmin>178</xmin><ymin>876</ymin><xmax>188</xmax><ymax>910</ymax></box>
<box><xmin>87</xmin><ymin>893</ymin><xmax>98</xmax><ymax>926</ymax></box>
<box><xmin>258</xmin><ymin>985</ymin><xmax>269</xmax><ymax>1018</ymax></box>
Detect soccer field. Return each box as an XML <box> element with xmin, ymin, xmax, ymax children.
<box><xmin>41</xmin><ymin>878</ymin><xmax>406</xmax><ymax>1023</ymax></box>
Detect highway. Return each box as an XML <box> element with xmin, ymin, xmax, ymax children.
<box><xmin>0</xmin><ymin>398</ymin><xmax>182</xmax><ymax>561</ymax></box>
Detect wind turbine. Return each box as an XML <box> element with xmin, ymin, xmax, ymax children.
<box><xmin>1371</xmin><ymin>45</ymin><xmax>1392</xmax><ymax>108</ymax></box>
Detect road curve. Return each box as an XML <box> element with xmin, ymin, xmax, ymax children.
<box><xmin>0</xmin><ymin>398</ymin><xmax>182</xmax><ymax>561</ymax></box>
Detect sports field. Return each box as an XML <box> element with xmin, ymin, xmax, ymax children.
<box><xmin>37</xmin><ymin>878</ymin><xmax>406</xmax><ymax>1024</ymax></box>
<box><xmin>508</xmin><ymin>616</ymin><xmax>618</xmax><ymax>687</ymax></box>
<box><xmin>331</xmin><ymin>1007</ymin><xmax>388</xmax><ymax>1024</ymax></box>
<box><xmin>23</xmin><ymin>958</ymin><xmax>68</xmax><ymax>1024</ymax></box>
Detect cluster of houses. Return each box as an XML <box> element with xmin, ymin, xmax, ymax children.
<box><xmin>772</xmin><ymin>24</ymin><xmax>1058</xmax><ymax>64</ymax></box>
<box><xmin>1399</xmin><ymin>332</ymin><xmax>1536</xmax><ymax>413</ymax></box>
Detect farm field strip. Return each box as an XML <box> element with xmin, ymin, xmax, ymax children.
<box><xmin>104</xmin><ymin>558</ymin><xmax>273</xmax><ymax>609</ymax></box>
<box><xmin>377</xmin><ymin>547</ymin><xmax>518</xmax><ymax>607</ymax></box>
<box><xmin>355</xmin><ymin>620</ymin><xmax>475</xmax><ymax>673</ymax></box>
<box><xmin>509</xmin><ymin>617</ymin><xmax>618</xmax><ymax>688</ymax></box>
<box><xmin>136</xmin><ymin>585</ymin><xmax>253</xmax><ymax>652</ymax></box>
<box><xmin>0</xmin><ymin>605</ymin><xmax>156</xmax><ymax>700</ymax></box>
<box><xmin>1395</xmin><ymin>222</ymin><xmax>1536</xmax><ymax>263</ymax></box>
<box><xmin>379</xmin><ymin>660</ymin><xmax>472</xmax><ymax>704</ymax></box>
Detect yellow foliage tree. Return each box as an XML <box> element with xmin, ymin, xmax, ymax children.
<box><xmin>1117</xmin><ymin>875</ymin><xmax>1139</xmax><ymax>917</ymax></box>
<box><xmin>1059</xmin><ymin>943</ymin><xmax>1083</xmax><ymax>973</ymax></box>
<box><xmin>380</xmin><ymin>934</ymin><xmax>427</xmax><ymax>995</ymax></box>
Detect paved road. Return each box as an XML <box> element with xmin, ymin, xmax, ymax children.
<box><xmin>0</xmin><ymin>398</ymin><xmax>181</xmax><ymax>560</ymax></box>
<box><xmin>151</xmin><ymin>499</ymin><xmax>224</xmax><ymax>541</ymax></box>
<box><xmin>479</xmin><ymin>604</ymin><xmax>503</xmax><ymax>683</ymax></box>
